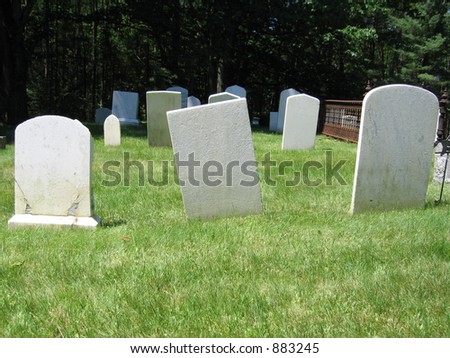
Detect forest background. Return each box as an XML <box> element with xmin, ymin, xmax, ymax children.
<box><xmin>1</xmin><ymin>0</ymin><xmax>449</xmax><ymax>126</ymax></box>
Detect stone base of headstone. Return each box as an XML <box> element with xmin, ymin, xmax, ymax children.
<box><xmin>8</xmin><ymin>214</ymin><xmax>101</xmax><ymax>229</ymax></box>
<box><xmin>118</xmin><ymin>118</ymin><xmax>140</xmax><ymax>126</ymax></box>
<box><xmin>0</xmin><ymin>136</ymin><xmax>6</xmax><ymax>149</ymax></box>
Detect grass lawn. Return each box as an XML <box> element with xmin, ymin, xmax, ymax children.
<box><xmin>0</xmin><ymin>124</ymin><xmax>449</xmax><ymax>337</ymax></box>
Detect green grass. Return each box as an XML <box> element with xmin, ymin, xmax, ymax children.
<box><xmin>0</xmin><ymin>125</ymin><xmax>449</xmax><ymax>337</ymax></box>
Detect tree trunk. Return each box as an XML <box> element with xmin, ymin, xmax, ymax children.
<box><xmin>0</xmin><ymin>0</ymin><xmax>37</xmax><ymax>125</ymax></box>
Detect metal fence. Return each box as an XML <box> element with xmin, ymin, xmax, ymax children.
<box><xmin>320</xmin><ymin>100</ymin><xmax>363</xmax><ymax>143</ymax></box>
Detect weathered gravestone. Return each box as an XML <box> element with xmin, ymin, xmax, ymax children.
<box><xmin>167</xmin><ymin>98</ymin><xmax>263</xmax><ymax>219</ymax></box>
<box><xmin>0</xmin><ymin>136</ymin><xmax>6</xmax><ymax>149</ymax></box>
<box><xmin>8</xmin><ymin>116</ymin><xmax>101</xmax><ymax>228</ymax></box>
<box><xmin>277</xmin><ymin>88</ymin><xmax>300</xmax><ymax>133</ymax></box>
<box><xmin>282</xmin><ymin>94</ymin><xmax>320</xmax><ymax>150</ymax></box>
<box><xmin>187</xmin><ymin>96</ymin><xmax>201</xmax><ymax>107</ymax></box>
<box><xmin>225</xmin><ymin>85</ymin><xmax>246</xmax><ymax>98</ymax></box>
<box><xmin>269</xmin><ymin>112</ymin><xmax>278</xmax><ymax>132</ymax></box>
<box><xmin>112</xmin><ymin>90</ymin><xmax>140</xmax><ymax>126</ymax></box>
<box><xmin>104</xmin><ymin>114</ymin><xmax>121</xmax><ymax>146</ymax></box>
<box><xmin>208</xmin><ymin>92</ymin><xmax>240</xmax><ymax>104</ymax></box>
<box><xmin>146</xmin><ymin>91</ymin><xmax>181</xmax><ymax>147</ymax></box>
<box><xmin>351</xmin><ymin>85</ymin><xmax>439</xmax><ymax>213</ymax></box>
<box><xmin>95</xmin><ymin>107</ymin><xmax>112</xmax><ymax>124</ymax></box>
<box><xmin>167</xmin><ymin>86</ymin><xmax>189</xmax><ymax>108</ymax></box>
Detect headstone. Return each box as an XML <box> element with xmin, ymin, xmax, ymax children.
<box><xmin>351</xmin><ymin>85</ymin><xmax>439</xmax><ymax>214</ymax></box>
<box><xmin>146</xmin><ymin>91</ymin><xmax>181</xmax><ymax>147</ymax></box>
<box><xmin>269</xmin><ymin>112</ymin><xmax>278</xmax><ymax>132</ymax></box>
<box><xmin>8</xmin><ymin>115</ymin><xmax>101</xmax><ymax>228</ymax></box>
<box><xmin>104</xmin><ymin>114</ymin><xmax>121</xmax><ymax>146</ymax></box>
<box><xmin>225</xmin><ymin>85</ymin><xmax>246</xmax><ymax>98</ymax></box>
<box><xmin>95</xmin><ymin>107</ymin><xmax>112</xmax><ymax>124</ymax></box>
<box><xmin>0</xmin><ymin>136</ymin><xmax>6</xmax><ymax>149</ymax></box>
<box><xmin>112</xmin><ymin>90</ymin><xmax>140</xmax><ymax>126</ymax></box>
<box><xmin>282</xmin><ymin>94</ymin><xmax>320</xmax><ymax>150</ymax></box>
<box><xmin>167</xmin><ymin>86</ymin><xmax>189</xmax><ymax>108</ymax></box>
<box><xmin>433</xmin><ymin>142</ymin><xmax>450</xmax><ymax>183</ymax></box>
<box><xmin>277</xmin><ymin>88</ymin><xmax>300</xmax><ymax>133</ymax></box>
<box><xmin>187</xmin><ymin>96</ymin><xmax>201</xmax><ymax>107</ymax></box>
<box><xmin>167</xmin><ymin>98</ymin><xmax>263</xmax><ymax>219</ymax></box>
<box><xmin>208</xmin><ymin>92</ymin><xmax>240</xmax><ymax>104</ymax></box>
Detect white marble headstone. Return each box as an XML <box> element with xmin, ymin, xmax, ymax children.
<box><xmin>167</xmin><ymin>98</ymin><xmax>263</xmax><ymax>219</ymax></box>
<box><xmin>225</xmin><ymin>85</ymin><xmax>246</xmax><ymax>98</ymax></box>
<box><xmin>112</xmin><ymin>90</ymin><xmax>140</xmax><ymax>126</ymax></box>
<box><xmin>95</xmin><ymin>107</ymin><xmax>112</xmax><ymax>124</ymax></box>
<box><xmin>146</xmin><ymin>91</ymin><xmax>182</xmax><ymax>147</ymax></box>
<box><xmin>187</xmin><ymin>96</ymin><xmax>201</xmax><ymax>107</ymax></box>
<box><xmin>277</xmin><ymin>88</ymin><xmax>300</xmax><ymax>133</ymax></box>
<box><xmin>8</xmin><ymin>115</ymin><xmax>100</xmax><ymax>228</ymax></box>
<box><xmin>167</xmin><ymin>86</ymin><xmax>188</xmax><ymax>108</ymax></box>
<box><xmin>104</xmin><ymin>114</ymin><xmax>121</xmax><ymax>146</ymax></box>
<box><xmin>351</xmin><ymin>85</ymin><xmax>439</xmax><ymax>213</ymax></box>
<box><xmin>208</xmin><ymin>92</ymin><xmax>240</xmax><ymax>104</ymax></box>
<box><xmin>269</xmin><ymin>112</ymin><xmax>279</xmax><ymax>132</ymax></box>
<box><xmin>282</xmin><ymin>94</ymin><xmax>320</xmax><ymax>150</ymax></box>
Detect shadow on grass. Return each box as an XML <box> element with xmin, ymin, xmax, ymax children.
<box><xmin>84</xmin><ymin>122</ymin><xmax>147</xmax><ymax>140</ymax></box>
<box><xmin>100</xmin><ymin>219</ymin><xmax>128</xmax><ymax>228</ymax></box>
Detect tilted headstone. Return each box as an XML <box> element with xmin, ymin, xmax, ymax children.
<box><xmin>0</xmin><ymin>136</ymin><xmax>6</xmax><ymax>149</ymax></box>
<box><xmin>146</xmin><ymin>91</ymin><xmax>181</xmax><ymax>147</ymax></box>
<box><xmin>167</xmin><ymin>98</ymin><xmax>263</xmax><ymax>219</ymax></box>
<box><xmin>208</xmin><ymin>92</ymin><xmax>240</xmax><ymax>104</ymax></box>
<box><xmin>8</xmin><ymin>115</ymin><xmax>101</xmax><ymax>228</ymax></box>
<box><xmin>167</xmin><ymin>86</ymin><xmax>189</xmax><ymax>108</ymax></box>
<box><xmin>225</xmin><ymin>85</ymin><xmax>246</xmax><ymax>98</ymax></box>
<box><xmin>95</xmin><ymin>107</ymin><xmax>112</xmax><ymax>124</ymax></box>
<box><xmin>104</xmin><ymin>114</ymin><xmax>121</xmax><ymax>146</ymax></box>
<box><xmin>269</xmin><ymin>112</ymin><xmax>278</xmax><ymax>132</ymax></box>
<box><xmin>187</xmin><ymin>96</ymin><xmax>201</xmax><ymax>107</ymax></box>
<box><xmin>277</xmin><ymin>88</ymin><xmax>300</xmax><ymax>133</ymax></box>
<box><xmin>112</xmin><ymin>90</ymin><xmax>140</xmax><ymax>126</ymax></box>
<box><xmin>351</xmin><ymin>85</ymin><xmax>439</xmax><ymax>213</ymax></box>
<box><xmin>282</xmin><ymin>94</ymin><xmax>320</xmax><ymax>150</ymax></box>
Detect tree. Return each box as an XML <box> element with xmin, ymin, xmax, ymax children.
<box><xmin>0</xmin><ymin>0</ymin><xmax>37</xmax><ymax>125</ymax></box>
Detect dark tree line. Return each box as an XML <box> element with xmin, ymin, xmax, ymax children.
<box><xmin>1</xmin><ymin>0</ymin><xmax>449</xmax><ymax>126</ymax></box>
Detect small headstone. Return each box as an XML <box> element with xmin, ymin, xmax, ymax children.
<box><xmin>95</xmin><ymin>107</ymin><xmax>112</xmax><ymax>124</ymax></box>
<box><xmin>112</xmin><ymin>90</ymin><xmax>140</xmax><ymax>126</ymax></box>
<box><xmin>0</xmin><ymin>136</ymin><xmax>6</xmax><ymax>149</ymax></box>
<box><xmin>433</xmin><ymin>142</ymin><xmax>450</xmax><ymax>183</ymax></box>
<box><xmin>277</xmin><ymin>88</ymin><xmax>300</xmax><ymax>133</ymax></box>
<box><xmin>8</xmin><ymin>115</ymin><xmax>101</xmax><ymax>228</ymax></box>
<box><xmin>146</xmin><ymin>91</ymin><xmax>182</xmax><ymax>147</ymax></box>
<box><xmin>167</xmin><ymin>86</ymin><xmax>189</xmax><ymax>108</ymax></box>
<box><xmin>282</xmin><ymin>94</ymin><xmax>320</xmax><ymax>150</ymax></box>
<box><xmin>104</xmin><ymin>114</ymin><xmax>121</xmax><ymax>146</ymax></box>
<box><xmin>269</xmin><ymin>112</ymin><xmax>278</xmax><ymax>132</ymax></box>
<box><xmin>351</xmin><ymin>85</ymin><xmax>439</xmax><ymax>213</ymax></box>
<box><xmin>167</xmin><ymin>98</ymin><xmax>263</xmax><ymax>219</ymax></box>
<box><xmin>187</xmin><ymin>96</ymin><xmax>201</xmax><ymax>107</ymax></box>
<box><xmin>225</xmin><ymin>85</ymin><xmax>246</xmax><ymax>98</ymax></box>
<box><xmin>208</xmin><ymin>92</ymin><xmax>240</xmax><ymax>104</ymax></box>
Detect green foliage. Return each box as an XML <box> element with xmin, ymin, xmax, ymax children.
<box><xmin>1</xmin><ymin>0</ymin><xmax>449</xmax><ymax>124</ymax></box>
<box><xmin>0</xmin><ymin>130</ymin><xmax>449</xmax><ymax>337</ymax></box>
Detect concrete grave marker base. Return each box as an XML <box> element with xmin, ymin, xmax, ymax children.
<box><xmin>167</xmin><ymin>98</ymin><xmax>263</xmax><ymax>220</ymax></box>
<box><xmin>351</xmin><ymin>84</ymin><xmax>439</xmax><ymax>213</ymax></box>
<box><xmin>8</xmin><ymin>214</ymin><xmax>101</xmax><ymax>229</ymax></box>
